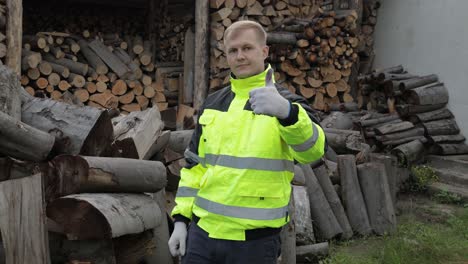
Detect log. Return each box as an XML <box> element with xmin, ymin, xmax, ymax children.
<box><xmin>168</xmin><ymin>129</ymin><xmax>194</xmax><ymax>153</ymax></box>
<box><xmin>21</xmin><ymin>49</ymin><xmax>42</xmax><ymax>69</ymax></box>
<box><xmin>5</xmin><ymin>0</ymin><xmax>22</xmax><ymax>74</ymax></box>
<box><xmin>357</xmin><ymin>163</ymin><xmax>396</xmax><ymax>235</ymax></box>
<box><xmin>292</xmin><ymin>185</ymin><xmax>315</xmax><ymax>245</ymax></box>
<box><xmin>0</xmin><ymin>157</ymin><xmax>41</xmax><ymax>182</ymax></box>
<box><xmin>399</xmin><ymin>74</ymin><xmax>438</xmax><ymax>91</ymax></box>
<box><xmin>358</xmin><ymin>114</ymin><xmax>399</xmax><ymax>127</ymax></box>
<box><xmin>21</xmin><ymin>96</ymin><xmax>113</xmax><ymax>156</ymax></box>
<box><xmin>279</xmin><ymin>193</ymin><xmax>296</xmax><ymax>264</ymax></box>
<box><xmin>374</xmin><ymin>121</ymin><xmax>414</xmax><ymax>135</ymax></box>
<box><xmin>409</xmin><ymin>108</ymin><xmax>453</xmax><ymax>123</ymax></box>
<box><xmin>44</xmin><ymin>54</ymin><xmax>88</xmax><ymax>76</ymax></box>
<box><xmin>112</xmin><ymin>107</ymin><xmax>164</xmax><ymax>159</ymax></box>
<box><xmin>267</xmin><ymin>32</ymin><xmax>297</xmax><ymax>45</ymax></box>
<box><xmin>422</xmin><ymin>119</ymin><xmax>460</xmax><ymax>136</ymax></box>
<box><xmin>49</xmin><ymin>155</ymin><xmax>166</xmax><ymax>200</ymax></box>
<box><xmin>375</xmin><ymin>127</ymin><xmax>425</xmax><ymax>142</ymax></box>
<box><xmin>0</xmin><ymin>110</ymin><xmax>54</xmax><ymax>161</ymax></box>
<box><xmin>78</xmin><ymin>39</ymin><xmax>109</xmax><ymax>75</ymax></box>
<box><xmin>296</xmin><ymin>242</ymin><xmax>329</xmax><ymax>263</ymax></box>
<box><xmin>49</xmin><ymin>234</ymin><xmax>116</xmax><ymax>264</ymax></box>
<box><xmin>300</xmin><ymin>164</ymin><xmax>342</xmax><ymax>240</ymax></box>
<box><xmin>313</xmin><ymin>164</ymin><xmax>353</xmax><ymax>239</ymax></box>
<box><xmin>431</xmin><ymin>143</ymin><xmax>468</xmax><ymax>155</ymax></box>
<box><xmin>47</xmin><ymin>193</ymin><xmax>162</xmax><ymax>240</ymax></box>
<box><xmin>49</xmin><ymin>62</ymin><xmax>70</xmax><ymax>78</ymax></box>
<box><xmin>325</xmin><ymin>131</ymin><xmax>367</xmax><ymax>154</ymax></box>
<box><xmin>428</xmin><ymin>134</ymin><xmax>465</xmax><ymax>144</ymax></box>
<box><xmin>390</xmin><ymin>139</ymin><xmax>426</xmax><ymax>167</ymax></box>
<box><xmin>183</xmin><ymin>28</ymin><xmax>195</xmax><ymax>104</ymax></box>
<box><xmin>396</xmin><ymin>103</ymin><xmax>446</xmax><ymax>117</ymax></box>
<box><xmin>89</xmin><ymin>39</ymin><xmax>131</xmax><ymax>78</ymax></box>
<box><xmin>337</xmin><ymin>155</ymin><xmax>372</xmax><ymax>236</ymax></box>
<box><xmin>2</xmin><ymin>174</ymin><xmax>51</xmax><ymax>264</ymax></box>
<box><xmin>292</xmin><ymin>164</ymin><xmax>306</xmax><ymax>186</ymax></box>
<box><xmin>194</xmin><ymin>0</ymin><xmax>210</xmax><ymax>110</ymax></box>
<box><xmin>382</xmin><ymin>136</ymin><xmax>426</xmax><ymax>146</ymax></box>
<box><xmin>406</xmin><ymin>84</ymin><xmax>449</xmax><ymax>105</ymax></box>
<box><xmin>0</xmin><ymin>65</ymin><xmax>21</xmax><ymax>119</ymax></box>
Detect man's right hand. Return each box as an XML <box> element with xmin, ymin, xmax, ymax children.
<box><xmin>168</xmin><ymin>222</ymin><xmax>188</xmax><ymax>257</ymax></box>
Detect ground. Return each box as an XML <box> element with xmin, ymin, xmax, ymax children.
<box><xmin>320</xmin><ymin>193</ymin><xmax>468</xmax><ymax>264</ymax></box>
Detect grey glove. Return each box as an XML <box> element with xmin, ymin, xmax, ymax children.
<box><xmin>168</xmin><ymin>222</ymin><xmax>188</xmax><ymax>257</ymax></box>
<box><xmin>249</xmin><ymin>69</ymin><xmax>291</xmax><ymax>119</ymax></box>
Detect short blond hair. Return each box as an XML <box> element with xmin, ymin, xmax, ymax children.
<box><xmin>223</xmin><ymin>20</ymin><xmax>267</xmax><ymax>46</ymax></box>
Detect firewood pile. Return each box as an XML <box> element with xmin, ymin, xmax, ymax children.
<box><xmin>0</xmin><ymin>65</ymin><xmax>182</xmax><ymax>263</ymax></box>
<box><xmin>0</xmin><ymin>0</ymin><xmax>5</xmax><ymax>65</ymax></box>
<box><xmin>20</xmin><ymin>4</ymin><xmax>194</xmax><ymax>117</ymax></box>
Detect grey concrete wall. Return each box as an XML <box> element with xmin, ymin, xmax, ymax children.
<box><xmin>373</xmin><ymin>0</ymin><xmax>468</xmax><ymax>138</ymax></box>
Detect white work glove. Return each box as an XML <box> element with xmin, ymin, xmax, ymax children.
<box><xmin>168</xmin><ymin>222</ymin><xmax>188</xmax><ymax>257</ymax></box>
<box><xmin>249</xmin><ymin>69</ymin><xmax>291</xmax><ymax>119</ymax></box>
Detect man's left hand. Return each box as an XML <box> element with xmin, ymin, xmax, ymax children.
<box><xmin>249</xmin><ymin>69</ymin><xmax>290</xmax><ymax>119</ymax></box>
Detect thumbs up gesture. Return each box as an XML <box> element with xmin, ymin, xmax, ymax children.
<box><xmin>249</xmin><ymin>69</ymin><xmax>291</xmax><ymax>119</ymax></box>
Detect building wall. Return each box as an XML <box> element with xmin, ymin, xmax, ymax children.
<box><xmin>373</xmin><ymin>0</ymin><xmax>468</xmax><ymax>138</ymax></box>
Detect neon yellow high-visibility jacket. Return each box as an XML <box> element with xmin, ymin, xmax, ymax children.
<box><xmin>172</xmin><ymin>65</ymin><xmax>326</xmax><ymax>240</ymax></box>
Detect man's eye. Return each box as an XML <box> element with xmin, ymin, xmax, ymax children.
<box><xmin>229</xmin><ymin>50</ymin><xmax>236</xmax><ymax>54</ymax></box>
<box><xmin>243</xmin><ymin>47</ymin><xmax>251</xmax><ymax>50</ymax></box>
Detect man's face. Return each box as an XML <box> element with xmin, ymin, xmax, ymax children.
<box><xmin>225</xmin><ymin>28</ymin><xmax>269</xmax><ymax>79</ymax></box>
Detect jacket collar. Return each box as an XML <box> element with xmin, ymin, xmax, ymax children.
<box><xmin>230</xmin><ymin>64</ymin><xmax>275</xmax><ymax>98</ymax></box>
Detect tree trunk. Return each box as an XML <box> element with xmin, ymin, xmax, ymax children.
<box><xmin>47</xmin><ymin>193</ymin><xmax>162</xmax><ymax>240</ymax></box>
<box><xmin>0</xmin><ymin>174</ymin><xmax>51</xmax><ymax>264</ymax></box>
<box><xmin>300</xmin><ymin>164</ymin><xmax>343</xmax><ymax>240</ymax></box>
<box><xmin>357</xmin><ymin>163</ymin><xmax>396</xmax><ymax>235</ymax></box>
<box><xmin>112</xmin><ymin>107</ymin><xmax>164</xmax><ymax>159</ymax></box>
<box><xmin>0</xmin><ymin>65</ymin><xmax>21</xmax><ymax>119</ymax></box>
<box><xmin>21</xmin><ymin>96</ymin><xmax>113</xmax><ymax>156</ymax></box>
<box><xmin>391</xmin><ymin>139</ymin><xmax>426</xmax><ymax>167</ymax></box>
<box><xmin>422</xmin><ymin>119</ymin><xmax>460</xmax><ymax>136</ymax></box>
<box><xmin>194</xmin><ymin>0</ymin><xmax>210</xmax><ymax>110</ymax></box>
<box><xmin>296</xmin><ymin>242</ymin><xmax>329</xmax><ymax>263</ymax></box>
<box><xmin>292</xmin><ymin>185</ymin><xmax>315</xmax><ymax>245</ymax></box>
<box><xmin>0</xmin><ymin>110</ymin><xmax>55</xmax><ymax>161</ymax></box>
<box><xmin>337</xmin><ymin>155</ymin><xmax>372</xmax><ymax>236</ymax></box>
<box><xmin>313</xmin><ymin>164</ymin><xmax>353</xmax><ymax>239</ymax></box>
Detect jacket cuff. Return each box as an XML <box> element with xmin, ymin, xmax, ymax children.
<box><xmin>278</xmin><ymin>103</ymin><xmax>299</xmax><ymax>127</ymax></box>
<box><xmin>173</xmin><ymin>214</ymin><xmax>191</xmax><ymax>225</ymax></box>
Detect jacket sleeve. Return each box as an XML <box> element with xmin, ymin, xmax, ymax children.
<box><xmin>276</xmin><ymin>84</ymin><xmax>327</xmax><ymax>164</ymax></box>
<box><xmin>171</xmin><ymin>110</ymin><xmax>207</xmax><ymax>224</ymax></box>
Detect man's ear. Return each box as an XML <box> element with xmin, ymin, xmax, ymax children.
<box><xmin>262</xmin><ymin>45</ymin><xmax>269</xmax><ymax>60</ymax></box>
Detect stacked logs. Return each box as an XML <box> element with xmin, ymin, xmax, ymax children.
<box><xmin>0</xmin><ymin>0</ymin><xmax>5</xmax><ymax>64</ymax></box>
<box><xmin>357</xmin><ymin>0</ymin><xmax>381</xmax><ymax>74</ymax></box>
<box><xmin>208</xmin><ymin>0</ymin><xmax>360</xmax><ymax>111</ymax></box>
<box><xmin>357</xmin><ymin>65</ymin><xmax>468</xmax><ymax>166</ymax></box>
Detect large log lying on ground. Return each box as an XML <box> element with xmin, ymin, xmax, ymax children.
<box><xmin>313</xmin><ymin>164</ymin><xmax>353</xmax><ymax>239</ymax></box>
<box><xmin>48</xmin><ymin>155</ymin><xmax>166</xmax><ymax>200</ymax></box>
<box><xmin>21</xmin><ymin>93</ymin><xmax>113</xmax><ymax>156</ymax></box>
<box><xmin>296</xmin><ymin>242</ymin><xmax>329</xmax><ymax>263</ymax></box>
<box><xmin>112</xmin><ymin>107</ymin><xmax>164</xmax><ymax>159</ymax></box>
<box><xmin>337</xmin><ymin>155</ymin><xmax>372</xmax><ymax>236</ymax></box>
<box><xmin>300</xmin><ymin>164</ymin><xmax>342</xmax><ymax>240</ymax></box>
<box><xmin>391</xmin><ymin>139</ymin><xmax>427</xmax><ymax>167</ymax></box>
<box><xmin>369</xmin><ymin>153</ymin><xmax>397</xmax><ymax>206</ymax></box>
<box><xmin>422</xmin><ymin>119</ymin><xmax>460</xmax><ymax>136</ymax></box>
<box><xmin>0</xmin><ymin>174</ymin><xmax>51</xmax><ymax>264</ymax></box>
<box><xmin>47</xmin><ymin>193</ymin><xmax>162</xmax><ymax>240</ymax></box>
<box><xmin>293</xmin><ymin>185</ymin><xmax>315</xmax><ymax>245</ymax></box>
<box><xmin>357</xmin><ymin>163</ymin><xmax>396</xmax><ymax>235</ymax></box>
<box><xmin>430</xmin><ymin>143</ymin><xmax>468</xmax><ymax>155</ymax></box>
<box><xmin>0</xmin><ymin>111</ymin><xmax>55</xmax><ymax>161</ymax></box>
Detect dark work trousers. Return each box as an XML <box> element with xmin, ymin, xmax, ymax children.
<box><xmin>182</xmin><ymin>221</ymin><xmax>281</xmax><ymax>264</ymax></box>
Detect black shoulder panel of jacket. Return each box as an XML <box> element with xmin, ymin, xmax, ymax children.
<box><xmin>274</xmin><ymin>83</ymin><xmax>322</xmax><ymax>125</ymax></box>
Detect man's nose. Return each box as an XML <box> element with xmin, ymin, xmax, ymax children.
<box><xmin>236</xmin><ymin>50</ymin><xmax>245</xmax><ymax>60</ymax></box>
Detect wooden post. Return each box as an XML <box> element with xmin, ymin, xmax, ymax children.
<box><xmin>194</xmin><ymin>0</ymin><xmax>210</xmax><ymax>110</ymax></box>
<box><xmin>5</xmin><ymin>0</ymin><xmax>22</xmax><ymax>75</ymax></box>
<box><xmin>0</xmin><ymin>174</ymin><xmax>51</xmax><ymax>264</ymax></box>
<box><xmin>183</xmin><ymin>27</ymin><xmax>195</xmax><ymax>104</ymax></box>
<box><xmin>279</xmin><ymin>188</ymin><xmax>296</xmax><ymax>264</ymax></box>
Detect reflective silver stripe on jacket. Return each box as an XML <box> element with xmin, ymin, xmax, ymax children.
<box><xmin>290</xmin><ymin>123</ymin><xmax>320</xmax><ymax>152</ymax></box>
<box><xmin>195</xmin><ymin>196</ymin><xmax>288</xmax><ymax>220</ymax></box>
<box><xmin>176</xmin><ymin>186</ymin><xmax>199</xmax><ymax>197</ymax></box>
<box><xmin>184</xmin><ymin>150</ymin><xmax>294</xmax><ymax>172</ymax></box>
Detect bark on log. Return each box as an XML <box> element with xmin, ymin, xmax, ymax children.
<box><xmin>47</xmin><ymin>193</ymin><xmax>162</xmax><ymax>240</ymax></box>
<box><xmin>267</xmin><ymin>32</ymin><xmax>297</xmax><ymax>45</ymax></box>
<box><xmin>325</xmin><ymin>131</ymin><xmax>368</xmax><ymax>154</ymax></box>
<box><xmin>382</xmin><ymin>136</ymin><xmax>426</xmax><ymax>146</ymax></box>
<box><xmin>357</xmin><ymin>163</ymin><xmax>397</xmax><ymax>235</ymax></box>
<box><xmin>375</xmin><ymin>127</ymin><xmax>425</xmax><ymax>142</ymax></box>
<box><xmin>423</xmin><ymin>119</ymin><xmax>460</xmax><ymax>136</ymax></box>
<box><xmin>292</xmin><ymin>164</ymin><xmax>306</xmax><ymax>186</ymax></box>
<box><xmin>168</xmin><ymin>130</ymin><xmax>194</xmax><ymax>153</ymax></box>
<box><xmin>89</xmin><ymin>39</ymin><xmax>131</xmax><ymax>78</ymax></box>
<box><xmin>0</xmin><ymin>174</ymin><xmax>51</xmax><ymax>264</ymax></box>
<box><xmin>0</xmin><ymin>110</ymin><xmax>55</xmax><ymax>161</ymax></box>
<box><xmin>44</xmin><ymin>54</ymin><xmax>88</xmax><ymax>76</ymax></box>
<box><xmin>396</xmin><ymin>103</ymin><xmax>446</xmax><ymax>117</ymax></box>
<box><xmin>428</xmin><ymin>134</ymin><xmax>466</xmax><ymax>144</ymax></box>
<box><xmin>112</xmin><ymin>107</ymin><xmax>164</xmax><ymax>159</ymax></box>
<box><xmin>292</xmin><ymin>185</ymin><xmax>315</xmax><ymax>245</ymax></box>
<box><xmin>431</xmin><ymin>143</ymin><xmax>468</xmax><ymax>155</ymax></box>
<box><xmin>21</xmin><ymin>96</ymin><xmax>113</xmax><ymax>156</ymax></box>
<box><xmin>0</xmin><ymin>65</ymin><xmax>21</xmax><ymax>119</ymax></box>
<box><xmin>406</xmin><ymin>84</ymin><xmax>449</xmax><ymax>105</ymax></box>
<box><xmin>374</xmin><ymin>121</ymin><xmax>414</xmax><ymax>135</ymax></box>
<box><xmin>78</xmin><ymin>39</ymin><xmax>109</xmax><ymax>75</ymax></box>
<box><xmin>399</xmin><ymin>74</ymin><xmax>438</xmax><ymax>91</ymax></box>
<box><xmin>48</xmin><ymin>155</ymin><xmax>167</xmax><ymax>200</ymax></box>
<box><xmin>369</xmin><ymin>153</ymin><xmax>397</xmax><ymax>206</ymax></box>
<box><xmin>0</xmin><ymin>157</ymin><xmax>42</xmax><ymax>182</ymax></box>
<box><xmin>337</xmin><ymin>155</ymin><xmax>372</xmax><ymax>236</ymax></box>
<box><xmin>313</xmin><ymin>164</ymin><xmax>353</xmax><ymax>239</ymax></box>
<box><xmin>296</xmin><ymin>242</ymin><xmax>329</xmax><ymax>263</ymax></box>
<box><xmin>194</xmin><ymin>0</ymin><xmax>210</xmax><ymax>110</ymax></box>
<box><xmin>358</xmin><ymin>114</ymin><xmax>399</xmax><ymax>127</ymax></box>
<box><xmin>409</xmin><ymin>108</ymin><xmax>453</xmax><ymax>123</ymax></box>
<box><xmin>391</xmin><ymin>139</ymin><xmax>426</xmax><ymax>167</ymax></box>
<box><xmin>300</xmin><ymin>164</ymin><xmax>343</xmax><ymax>240</ymax></box>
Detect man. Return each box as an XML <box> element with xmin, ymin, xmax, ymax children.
<box><xmin>168</xmin><ymin>20</ymin><xmax>326</xmax><ymax>263</ymax></box>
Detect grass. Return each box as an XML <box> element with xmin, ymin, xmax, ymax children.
<box><xmin>320</xmin><ymin>195</ymin><xmax>468</xmax><ymax>264</ymax></box>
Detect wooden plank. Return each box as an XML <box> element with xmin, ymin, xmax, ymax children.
<box><xmin>194</xmin><ymin>0</ymin><xmax>210</xmax><ymax>110</ymax></box>
<box><xmin>0</xmin><ymin>174</ymin><xmax>51</xmax><ymax>264</ymax></box>
<box><xmin>5</xmin><ymin>0</ymin><xmax>22</xmax><ymax>75</ymax></box>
